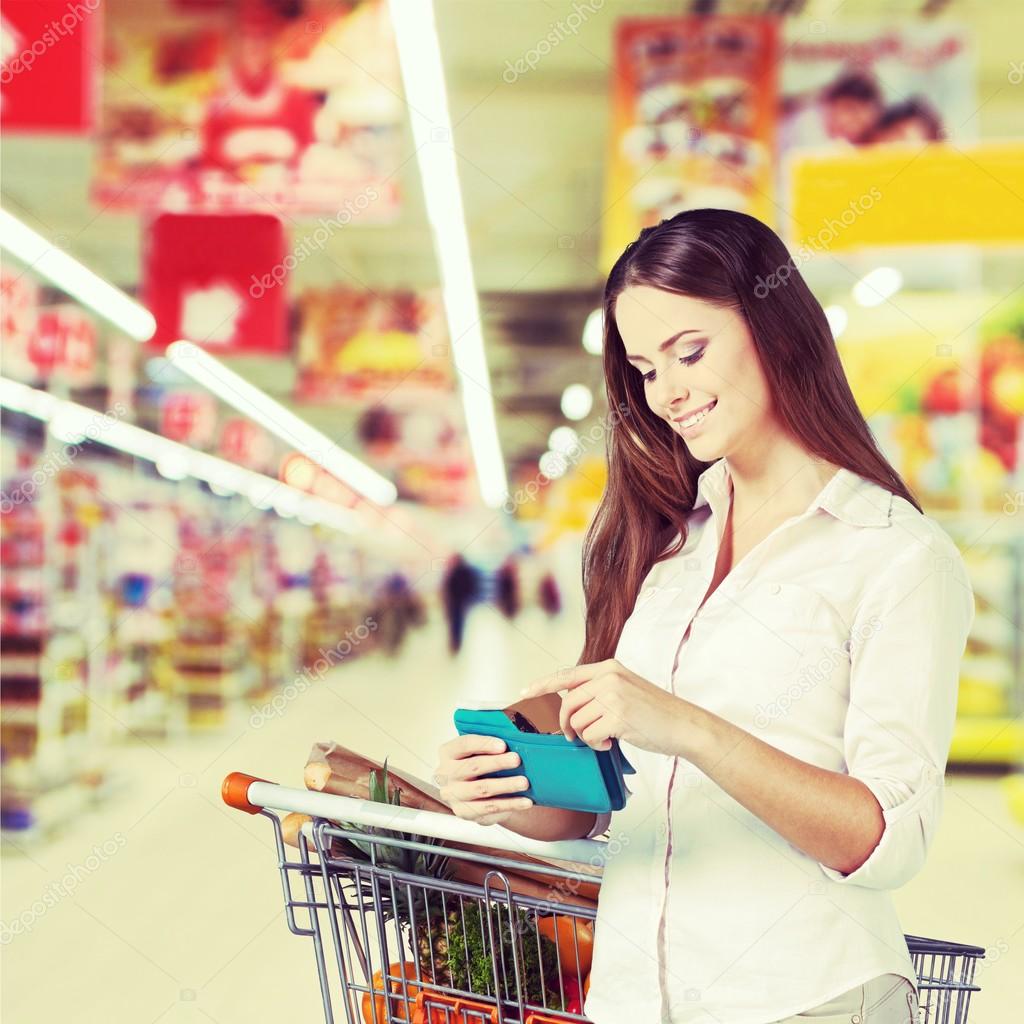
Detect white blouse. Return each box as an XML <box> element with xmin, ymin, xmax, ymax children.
<box><xmin>581</xmin><ymin>457</ymin><xmax>975</xmax><ymax>1024</ymax></box>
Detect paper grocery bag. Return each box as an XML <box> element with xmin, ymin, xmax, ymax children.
<box><xmin>303</xmin><ymin>740</ymin><xmax>601</xmax><ymax>908</ymax></box>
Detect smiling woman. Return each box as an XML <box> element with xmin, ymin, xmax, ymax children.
<box><xmin>586</xmin><ymin>208</ymin><xmax>925</xmax><ymax>666</ymax></box>
<box><xmin>493</xmin><ymin>209</ymin><xmax>974</xmax><ymax>1024</ymax></box>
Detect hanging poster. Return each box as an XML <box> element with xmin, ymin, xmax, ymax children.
<box><xmin>142</xmin><ymin>211</ymin><xmax>288</xmax><ymax>353</ymax></box>
<box><xmin>601</xmin><ymin>16</ymin><xmax>779</xmax><ymax>273</ymax></box>
<box><xmin>1</xmin><ymin>0</ymin><xmax>100</xmax><ymax>134</ymax></box>
<box><xmin>294</xmin><ymin>287</ymin><xmax>455</xmax><ymax>402</ymax></box>
<box><xmin>92</xmin><ymin>0</ymin><xmax>402</xmax><ymax>217</ymax></box>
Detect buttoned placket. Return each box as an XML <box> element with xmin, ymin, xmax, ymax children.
<box><xmin>654</xmin><ymin>473</ymin><xmax>843</xmax><ymax>1021</ymax></box>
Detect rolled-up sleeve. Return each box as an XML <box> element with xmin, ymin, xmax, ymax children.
<box><xmin>585</xmin><ymin>811</ymin><xmax>612</xmax><ymax>839</ymax></box>
<box><xmin>819</xmin><ymin>534</ymin><xmax>975</xmax><ymax>890</ymax></box>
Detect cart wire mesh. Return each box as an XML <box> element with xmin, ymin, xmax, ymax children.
<box><xmin>256</xmin><ymin>808</ymin><xmax>985</xmax><ymax>1024</ymax></box>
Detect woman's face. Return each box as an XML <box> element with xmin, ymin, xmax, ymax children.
<box><xmin>614</xmin><ymin>285</ymin><xmax>773</xmax><ymax>461</ymax></box>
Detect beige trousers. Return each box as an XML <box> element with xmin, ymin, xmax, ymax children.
<box><xmin>771</xmin><ymin>973</ymin><xmax>918</xmax><ymax>1023</ymax></box>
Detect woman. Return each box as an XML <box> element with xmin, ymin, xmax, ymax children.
<box><xmin>434</xmin><ymin>209</ymin><xmax>974</xmax><ymax>1023</ymax></box>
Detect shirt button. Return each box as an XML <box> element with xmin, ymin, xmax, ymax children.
<box><xmin>770</xmin><ymin>583</ymin><xmax>781</xmax><ymax>595</ymax></box>
<box><xmin>851</xmin><ymin>1016</ymin><xmax>862</xmax><ymax>1023</ymax></box>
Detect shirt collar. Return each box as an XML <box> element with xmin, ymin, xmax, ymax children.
<box><xmin>692</xmin><ymin>459</ymin><xmax>892</xmax><ymax>528</ymax></box>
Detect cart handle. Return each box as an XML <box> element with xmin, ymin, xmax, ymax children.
<box><xmin>222</xmin><ymin>772</ymin><xmax>609</xmax><ymax>867</ymax></box>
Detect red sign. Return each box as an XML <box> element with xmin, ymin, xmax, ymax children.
<box><xmin>142</xmin><ymin>212</ymin><xmax>288</xmax><ymax>353</ymax></box>
<box><xmin>160</xmin><ymin>391</ymin><xmax>218</xmax><ymax>446</ymax></box>
<box><xmin>0</xmin><ymin>287</ymin><xmax>97</xmax><ymax>384</ymax></box>
<box><xmin>36</xmin><ymin>306</ymin><xmax>98</xmax><ymax>382</ymax></box>
<box><xmin>0</xmin><ymin>272</ymin><xmax>39</xmax><ymax>379</ymax></box>
<box><xmin>1</xmin><ymin>0</ymin><xmax>100</xmax><ymax>134</ymax></box>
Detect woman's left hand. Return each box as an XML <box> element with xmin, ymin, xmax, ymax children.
<box><xmin>520</xmin><ymin>659</ymin><xmax>697</xmax><ymax>757</ymax></box>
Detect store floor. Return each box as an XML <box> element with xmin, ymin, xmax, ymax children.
<box><xmin>2</xmin><ymin>606</ymin><xmax>1021</xmax><ymax>1024</ymax></box>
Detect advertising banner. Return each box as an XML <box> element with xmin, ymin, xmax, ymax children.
<box><xmin>92</xmin><ymin>0</ymin><xmax>402</xmax><ymax>216</ymax></box>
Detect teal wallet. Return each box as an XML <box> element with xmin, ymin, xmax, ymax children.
<box><xmin>453</xmin><ymin>707</ymin><xmax>636</xmax><ymax>814</ymax></box>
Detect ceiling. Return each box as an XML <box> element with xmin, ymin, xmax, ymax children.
<box><xmin>3</xmin><ymin>0</ymin><xmax>1023</xmax><ymax>490</ymax></box>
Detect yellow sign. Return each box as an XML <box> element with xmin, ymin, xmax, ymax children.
<box><xmin>789</xmin><ymin>142</ymin><xmax>1024</xmax><ymax>250</ymax></box>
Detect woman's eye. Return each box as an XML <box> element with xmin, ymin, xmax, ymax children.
<box><xmin>641</xmin><ymin>348</ymin><xmax>704</xmax><ymax>385</ymax></box>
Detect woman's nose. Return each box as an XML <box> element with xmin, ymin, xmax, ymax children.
<box><xmin>654</xmin><ymin>374</ymin><xmax>687</xmax><ymax>413</ymax></box>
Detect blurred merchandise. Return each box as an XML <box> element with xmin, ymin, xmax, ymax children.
<box><xmin>295</xmin><ymin>287</ymin><xmax>454</xmax><ymax>401</ymax></box>
<box><xmin>0</xmin><ymin>444</ymin><xmax>112</xmax><ymax>837</ymax></box>
<box><xmin>92</xmin><ymin>0</ymin><xmax>403</xmax><ymax>215</ymax></box>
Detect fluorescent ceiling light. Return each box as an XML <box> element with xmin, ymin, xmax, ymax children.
<box><xmin>0</xmin><ymin>208</ymin><xmax>156</xmax><ymax>341</ymax></box>
<box><xmin>165</xmin><ymin>340</ymin><xmax>397</xmax><ymax>507</ymax></box>
<box><xmin>0</xmin><ymin>376</ymin><xmax>360</xmax><ymax>534</ymax></box>
<box><xmin>387</xmin><ymin>0</ymin><xmax>508</xmax><ymax>509</ymax></box>
<box><xmin>852</xmin><ymin>267</ymin><xmax>903</xmax><ymax>308</ymax></box>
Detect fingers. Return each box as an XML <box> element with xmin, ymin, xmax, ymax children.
<box><xmin>440</xmin><ymin>733</ymin><xmax>507</xmax><ymax>759</ymax></box>
<box><xmin>521</xmin><ymin>661</ymin><xmax>606</xmax><ymax>699</ymax></box>
<box><xmin>449</xmin><ymin>750</ymin><xmax>523</xmax><ymax>783</ymax></box>
<box><xmin>567</xmin><ymin>701</ymin><xmax>604</xmax><ymax>743</ymax></box>
<box><xmin>559</xmin><ymin>686</ymin><xmax>596</xmax><ymax>739</ymax></box>
<box><xmin>435</xmin><ymin>735</ymin><xmax>533</xmax><ymax>823</ymax></box>
<box><xmin>579</xmin><ymin>718</ymin><xmax>614</xmax><ymax>751</ymax></box>
<box><xmin>447</xmin><ymin>778</ymin><xmax>534</xmax><ymax>824</ymax></box>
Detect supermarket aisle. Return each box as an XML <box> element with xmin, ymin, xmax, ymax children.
<box><xmin>2</xmin><ymin>605</ymin><xmax>1021</xmax><ymax>1024</ymax></box>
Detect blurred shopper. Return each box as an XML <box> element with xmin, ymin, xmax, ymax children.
<box><xmin>494</xmin><ymin>556</ymin><xmax>521</xmax><ymax>620</ymax></box>
<box><xmin>436</xmin><ymin>209</ymin><xmax>974</xmax><ymax>1024</ymax></box>
<box><xmin>537</xmin><ymin>571</ymin><xmax>562</xmax><ymax>617</ymax></box>
<box><xmin>373</xmin><ymin>572</ymin><xmax>422</xmax><ymax>655</ymax></box>
<box><xmin>440</xmin><ymin>554</ymin><xmax>480</xmax><ymax>654</ymax></box>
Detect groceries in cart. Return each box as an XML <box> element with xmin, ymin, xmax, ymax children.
<box><xmin>223</xmin><ymin>743</ymin><xmax>985</xmax><ymax>1024</ymax></box>
<box><xmin>295</xmin><ymin>746</ymin><xmax>600</xmax><ymax>1022</ymax></box>
<box><xmin>453</xmin><ymin>693</ymin><xmax>636</xmax><ymax>814</ymax></box>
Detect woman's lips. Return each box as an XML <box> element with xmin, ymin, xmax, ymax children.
<box><xmin>673</xmin><ymin>399</ymin><xmax>717</xmax><ymax>436</ymax></box>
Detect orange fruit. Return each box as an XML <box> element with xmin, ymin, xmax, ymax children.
<box><xmin>537</xmin><ymin>915</ymin><xmax>594</xmax><ymax>977</ymax></box>
<box><xmin>360</xmin><ymin>961</ymin><xmax>419</xmax><ymax>1024</ymax></box>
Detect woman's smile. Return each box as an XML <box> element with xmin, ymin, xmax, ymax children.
<box><xmin>673</xmin><ymin>398</ymin><xmax>717</xmax><ymax>436</ymax></box>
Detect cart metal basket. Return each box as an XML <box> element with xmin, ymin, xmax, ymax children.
<box><xmin>222</xmin><ymin>772</ymin><xmax>984</xmax><ymax>1024</ymax></box>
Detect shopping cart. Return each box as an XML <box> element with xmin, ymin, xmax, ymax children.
<box><xmin>222</xmin><ymin>772</ymin><xmax>985</xmax><ymax>1024</ymax></box>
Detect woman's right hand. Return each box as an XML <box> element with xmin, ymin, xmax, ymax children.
<box><xmin>435</xmin><ymin>734</ymin><xmax>534</xmax><ymax>826</ymax></box>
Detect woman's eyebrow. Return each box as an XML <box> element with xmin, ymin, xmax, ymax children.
<box><xmin>625</xmin><ymin>329</ymin><xmax>702</xmax><ymax>365</ymax></box>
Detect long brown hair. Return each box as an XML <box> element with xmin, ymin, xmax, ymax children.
<box><xmin>579</xmin><ymin>208</ymin><xmax>920</xmax><ymax>665</ymax></box>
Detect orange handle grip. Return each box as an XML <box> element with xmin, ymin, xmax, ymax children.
<box><xmin>222</xmin><ymin>772</ymin><xmax>272</xmax><ymax>814</ymax></box>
